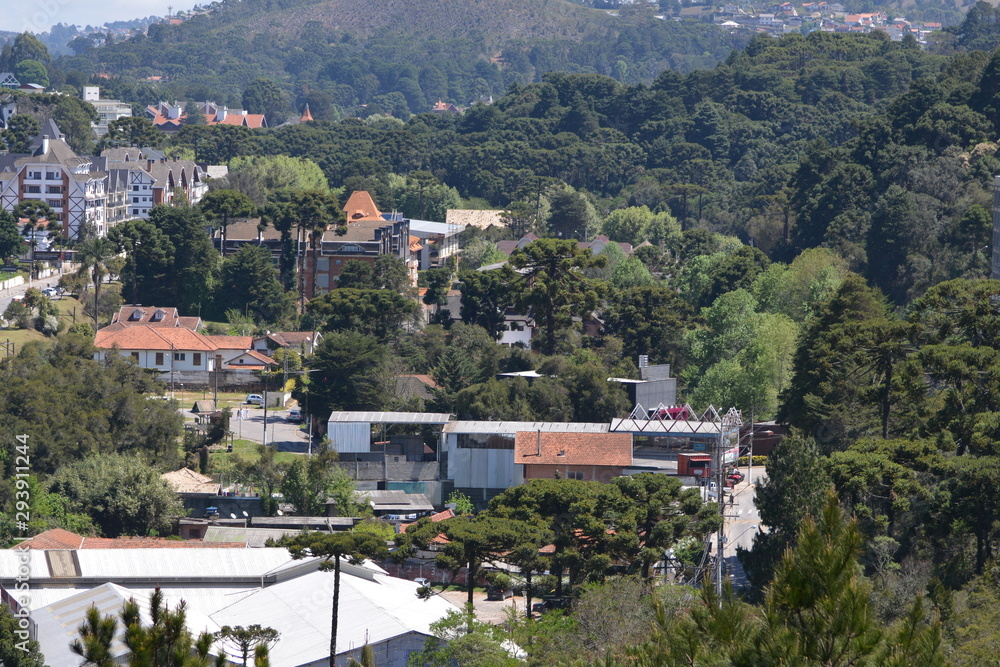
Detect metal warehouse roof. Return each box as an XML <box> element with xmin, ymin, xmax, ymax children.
<box><xmin>210</xmin><ymin>566</ymin><xmax>457</xmax><ymax>665</ymax></box>
<box><xmin>443</xmin><ymin>420</ymin><xmax>610</xmax><ymax>434</ymax></box>
<box><xmin>328</xmin><ymin>411</ymin><xmax>453</xmax><ymax>424</ymax></box>
<box><xmin>0</xmin><ymin>548</ymin><xmax>312</xmax><ymax>584</ymax></box>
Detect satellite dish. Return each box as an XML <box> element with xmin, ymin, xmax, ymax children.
<box><xmin>230</xmin><ymin>513</ymin><xmax>237</xmax><ymax>519</ymax></box>
<box><xmin>277</xmin><ymin>510</ymin><xmax>283</xmax><ymax>516</ymax></box>
<box><xmin>242</xmin><ymin>511</ymin><xmax>248</xmax><ymax>517</ymax></box>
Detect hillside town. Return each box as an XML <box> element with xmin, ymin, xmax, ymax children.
<box><xmin>3</xmin><ymin>0</ymin><xmax>1000</xmax><ymax>665</ymax></box>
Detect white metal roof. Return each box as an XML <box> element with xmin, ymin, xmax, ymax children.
<box><xmin>407</xmin><ymin>219</ymin><xmax>464</xmax><ymax>235</ymax></box>
<box><xmin>210</xmin><ymin>567</ymin><xmax>457</xmax><ymax>665</ymax></box>
<box><xmin>328</xmin><ymin>411</ymin><xmax>453</xmax><ymax>424</ymax></box>
<box><xmin>443</xmin><ymin>420</ymin><xmax>610</xmax><ymax>434</ymax></box>
<box><xmin>0</xmin><ymin>548</ymin><xmax>308</xmax><ymax>584</ymax></box>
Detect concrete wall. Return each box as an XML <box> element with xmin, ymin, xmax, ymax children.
<box><xmin>336</xmin><ymin>460</ymin><xmax>439</xmax><ymax>482</ymax></box>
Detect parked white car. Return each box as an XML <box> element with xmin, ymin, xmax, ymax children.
<box><xmin>246</xmin><ymin>394</ymin><xmax>264</xmax><ymax>406</ymax></box>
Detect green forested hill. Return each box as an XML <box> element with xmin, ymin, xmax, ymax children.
<box><xmin>159</xmin><ymin>28</ymin><xmax>1000</xmax><ymax>307</ymax></box>
<box><xmin>53</xmin><ymin>0</ymin><xmax>740</xmax><ymax>117</ymax></box>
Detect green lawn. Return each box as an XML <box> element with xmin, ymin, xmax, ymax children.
<box><xmin>208</xmin><ymin>438</ymin><xmax>304</xmax><ymax>476</ymax></box>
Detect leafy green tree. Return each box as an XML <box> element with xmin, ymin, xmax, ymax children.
<box><xmin>305</xmin><ymin>288</ymin><xmax>419</xmax><ymax>342</ymax></box>
<box><xmin>242</xmin><ymin>78</ymin><xmax>289</xmax><ymax>126</ymax></box>
<box><xmin>507</xmin><ymin>239</ymin><xmax>606</xmax><ymax>355</ymax></box>
<box><xmin>74</xmin><ymin>237</ymin><xmax>118</xmax><ymax>329</ymax></box>
<box><xmin>48</xmin><ymin>453</ymin><xmax>184</xmax><ymax>537</ymax></box>
<box><xmin>408</xmin><ymin>607</ymin><xmax>520</xmax><ymax>667</ymax></box>
<box><xmin>741</xmin><ymin>431</ymin><xmax>830</xmax><ymax>592</ymax></box>
<box><xmin>612</xmin><ymin>473</ymin><xmax>721</xmax><ymax>579</ymax></box>
<box><xmin>8</xmin><ymin>32</ymin><xmax>50</xmax><ymax>65</ymax></box>
<box><xmin>0</xmin><ymin>603</ymin><xmax>45</xmax><ymax>667</ymax></box>
<box><xmin>284</xmin><ymin>531</ymin><xmax>389</xmax><ymax>665</ymax></box>
<box><xmin>200</xmin><ymin>189</ymin><xmax>256</xmax><ymax>252</ymax></box>
<box><xmin>226</xmin><ymin>155</ymin><xmax>328</xmax><ymax>205</ymax></box>
<box><xmin>146</xmin><ymin>205</ymin><xmax>220</xmax><ymax>313</ymax></box>
<box><xmin>73</xmin><ymin>589</ymin><xmax>218</xmax><ymax>667</ymax></box>
<box><xmin>70</xmin><ymin>606</ymin><xmax>118</xmax><ymax>667</ymax></box>
<box><xmin>459</xmin><ymin>269</ymin><xmax>515</xmax><ymax>340</ymax></box>
<box><xmin>108</xmin><ymin>218</ymin><xmax>174</xmax><ymax>306</ymax></box>
<box><xmin>1</xmin><ymin>114</ymin><xmax>39</xmax><ymax>153</ymax></box>
<box><xmin>234</xmin><ymin>444</ymin><xmax>288</xmax><ymax>516</ymax></box>
<box><xmin>217</xmin><ymin>245</ymin><xmax>294</xmax><ymax>324</ymax></box>
<box><xmin>337</xmin><ymin>260</ymin><xmax>376</xmax><ymax>289</ymax></box>
<box><xmin>53</xmin><ymin>94</ymin><xmax>99</xmax><ymax>153</ymax></box>
<box><xmin>0</xmin><ymin>209</ymin><xmax>23</xmax><ymax>262</ymax></box>
<box><xmin>214</xmin><ymin>625</ymin><xmax>280</xmax><ymax>667</ymax></box>
<box><xmin>13</xmin><ymin>60</ymin><xmax>48</xmax><ymax>87</ymax></box>
<box><xmin>397</xmin><ymin>515</ymin><xmax>526</xmax><ymax>606</ymax></box>
<box><xmin>300</xmin><ymin>331</ymin><xmax>390</xmax><ymax>419</ymax></box>
<box><xmin>102</xmin><ymin>116</ymin><xmax>164</xmax><ymax>149</ymax></box>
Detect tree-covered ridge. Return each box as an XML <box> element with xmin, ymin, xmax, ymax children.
<box><xmin>54</xmin><ymin>1</ymin><xmax>740</xmax><ymax>119</ymax></box>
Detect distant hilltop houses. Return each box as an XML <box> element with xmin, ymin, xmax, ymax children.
<box><xmin>713</xmin><ymin>2</ymin><xmax>943</xmax><ymax>41</ymax></box>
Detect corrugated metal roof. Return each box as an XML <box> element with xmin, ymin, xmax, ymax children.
<box><xmin>443</xmin><ymin>421</ymin><xmax>610</xmax><ymax>434</ymax></box>
<box><xmin>210</xmin><ymin>568</ymin><xmax>457</xmax><ymax>665</ymax></box>
<box><xmin>202</xmin><ymin>526</ymin><xmax>308</xmax><ymax>548</ymax></box>
<box><xmin>0</xmin><ymin>548</ymin><xmax>305</xmax><ymax>583</ymax></box>
<box><xmin>328</xmin><ymin>411</ymin><xmax>453</xmax><ymax>424</ymax></box>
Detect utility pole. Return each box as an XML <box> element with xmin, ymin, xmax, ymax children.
<box><xmin>716</xmin><ymin>420</ymin><xmax>725</xmax><ymax>598</ymax></box>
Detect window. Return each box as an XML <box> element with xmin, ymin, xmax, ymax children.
<box><xmin>46</xmin><ymin>171</ymin><xmax>59</xmax><ymax>180</ymax></box>
<box><xmin>27</xmin><ymin>171</ymin><xmax>40</xmax><ymax>179</ymax></box>
<box><xmin>456</xmin><ymin>433</ymin><xmax>515</xmax><ymax>450</ymax></box>
<box><xmin>192</xmin><ymin>353</ymin><xmax>202</xmax><ymax>366</ymax></box>
<box><xmin>130</xmin><ymin>352</ymin><xmax>139</xmax><ymax>362</ymax></box>
<box><xmin>46</xmin><ymin>186</ymin><xmax>61</xmax><ymax>194</ymax></box>
<box><xmin>567</xmin><ymin>471</ymin><xmax>585</xmax><ymax>481</ymax></box>
<box><xmin>132</xmin><ymin>197</ymin><xmax>139</xmax><ymax>203</ymax></box>
<box><xmin>46</xmin><ymin>199</ymin><xmax>60</xmax><ymax>208</ymax></box>
<box><xmin>173</xmin><ymin>352</ymin><xmax>186</xmax><ymax>361</ymax></box>
<box><xmin>155</xmin><ymin>352</ymin><xmax>164</xmax><ymax>365</ymax></box>
<box><xmin>25</xmin><ymin>186</ymin><xmax>40</xmax><ymax>194</ymax></box>
<box><xmin>132</xmin><ymin>209</ymin><xmax>139</xmax><ymax>215</ymax></box>
<box><xmin>132</xmin><ymin>185</ymin><xmax>140</xmax><ymax>191</ymax></box>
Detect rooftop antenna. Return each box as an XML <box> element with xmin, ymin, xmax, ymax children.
<box><xmin>167</xmin><ymin>5</ymin><xmax>173</xmax><ymax>17</ymax></box>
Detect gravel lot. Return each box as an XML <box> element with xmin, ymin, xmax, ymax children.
<box><xmin>439</xmin><ymin>589</ymin><xmax>527</xmax><ymax>624</ymax></box>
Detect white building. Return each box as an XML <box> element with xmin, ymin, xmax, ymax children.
<box><xmin>0</xmin><ymin>543</ymin><xmax>456</xmax><ymax>667</ymax></box>
<box><xmin>83</xmin><ymin>86</ymin><xmax>133</xmax><ymax>136</ymax></box>
<box><xmin>440</xmin><ymin>420</ymin><xmax>610</xmax><ymax>504</ymax></box>
<box><xmin>0</xmin><ymin>120</ymin><xmax>107</xmax><ymax>238</ymax></box>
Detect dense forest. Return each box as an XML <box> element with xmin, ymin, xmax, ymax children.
<box><xmin>40</xmin><ymin>0</ymin><xmax>740</xmax><ymax>119</ymax></box>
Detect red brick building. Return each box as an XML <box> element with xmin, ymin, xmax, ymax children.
<box><xmin>514</xmin><ymin>431</ymin><xmax>633</xmax><ymax>484</ymax></box>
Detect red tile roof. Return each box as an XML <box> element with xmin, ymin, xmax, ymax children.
<box><xmin>514</xmin><ymin>431</ymin><xmax>632</xmax><ymax>467</ymax></box>
<box><xmin>343</xmin><ymin>191</ymin><xmax>383</xmax><ymax>222</ymax></box>
<box><xmin>205</xmin><ymin>335</ymin><xmax>254</xmax><ymax>350</ymax></box>
<box><xmin>398</xmin><ymin>508</ymin><xmax>454</xmax><ymax>534</ymax></box>
<box><xmin>15</xmin><ymin>528</ymin><xmax>243</xmax><ymax>549</ymax></box>
<box><xmin>95</xmin><ymin>325</ymin><xmax>220</xmax><ymax>351</ymax></box>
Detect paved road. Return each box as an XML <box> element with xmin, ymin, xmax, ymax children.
<box><xmin>183</xmin><ymin>405</ymin><xmax>315</xmax><ymax>454</ymax></box>
<box><xmin>720</xmin><ymin>467</ymin><xmax>764</xmax><ymax>590</ymax></box>
<box><xmin>0</xmin><ymin>275</ymin><xmax>62</xmax><ymax>315</ymax></box>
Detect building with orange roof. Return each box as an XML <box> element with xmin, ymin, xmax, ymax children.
<box><xmin>14</xmin><ymin>528</ymin><xmax>244</xmax><ymax>550</ymax></box>
<box><xmin>515</xmin><ymin>431</ymin><xmax>633</xmax><ymax>483</ymax></box>
<box><xmin>343</xmin><ymin>190</ymin><xmax>384</xmax><ymax>222</ymax></box>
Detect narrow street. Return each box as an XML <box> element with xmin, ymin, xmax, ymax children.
<box><xmin>720</xmin><ymin>467</ymin><xmax>764</xmax><ymax>591</ymax></box>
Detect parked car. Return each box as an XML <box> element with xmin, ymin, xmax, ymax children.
<box><xmin>246</xmin><ymin>394</ymin><xmax>263</xmax><ymax>405</ymax></box>
<box><xmin>728</xmin><ymin>471</ymin><xmax>745</xmax><ymax>484</ymax></box>
<box><xmin>486</xmin><ymin>585</ymin><xmax>515</xmax><ymax>601</ymax></box>
<box><xmin>414</xmin><ymin>578</ymin><xmax>431</xmax><ymax>588</ymax></box>
<box><xmin>288</xmin><ymin>408</ymin><xmax>302</xmax><ymax>422</ymax></box>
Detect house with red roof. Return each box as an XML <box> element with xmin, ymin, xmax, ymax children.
<box><xmin>514</xmin><ymin>431</ymin><xmax>633</xmax><ymax>483</ymax></box>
